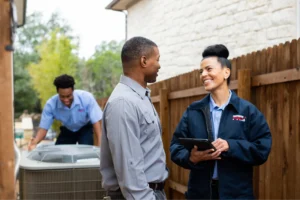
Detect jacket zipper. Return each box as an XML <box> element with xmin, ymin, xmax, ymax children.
<box><xmin>215</xmin><ymin>106</ymin><xmax>228</xmax><ymax>199</ymax></box>
<box><xmin>199</xmin><ymin>107</ymin><xmax>214</xmax><ymax>199</ymax></box>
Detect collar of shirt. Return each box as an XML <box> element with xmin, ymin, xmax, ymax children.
<box><xmin>57</xmin><ymin>90</ymin><xmax>81</xmax><ymax>109</ymax></box>
<box><xmin>120</xmin><ymin>75</ymin><xmax>150</xmax><ymax>99</ymax></box>
<box><xmin>209</xmin><ymin>90</ymin><xmax>232</xmax><ymax>112</ymax></box>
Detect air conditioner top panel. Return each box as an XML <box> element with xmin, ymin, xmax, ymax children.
<box><xmin>20</xmin><ymin>144</ymin><xmax>101</xmax><ymax>170</ymax></box>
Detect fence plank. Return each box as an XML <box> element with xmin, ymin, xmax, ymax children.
<box><xmin>252</xmin><ymin>68</ymin><xmax>300</xmax><ymax>87</ymax></box>
<box><xmin>237</xmin><ymin>69</ymin><xmax>251</xmax><ymax>101</ymax></box>
<box><xmin>231</xmin><ymin>58</ymin><xmax>237</xmax><ymax>80</ymax></box>
<box><xmin>294</xmin><ymin>82</ymin><xmax>300</xmax><ymax>198</ymax></box>
<box><xmin>168</xmin><ymin>180</ymin><xmax>187</xmax><ymax>195</ymax></box>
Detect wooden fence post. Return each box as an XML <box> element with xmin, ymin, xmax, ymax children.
<box><xmin>0</xmin><ymin>0</ymin><xmax>15</xmax><ymax>199</ymax></box>
<box><xmin>159</xmin><ymin>88</ymin><xmax>171</xmax><ymax>198</ymax></box>
<box><xmin>238</xmin><ymin>68</ymin><xmax>258</xmax><ymax>196</ymax></box>
<box><xmin>237</xmin><ymin>69</ymin><xmax>251</xmax><ymax>101</ymax></box>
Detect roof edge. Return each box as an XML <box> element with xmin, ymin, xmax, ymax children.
<box><xmin>105</xmin><ymin>0</ymin><xmax>120</xmax><ymax>10</ymax></box>
<box><xmin>105</xmin><ymin>0</ymin><xmax>139</xmax><ymax>11</ymax></box>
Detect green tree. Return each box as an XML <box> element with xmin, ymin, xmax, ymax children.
<box><xmin>28</xmin><ymin>30</ymin><xmax>79</xmax><ymax>106</ymax></box>
<box><xmin>14</xmin><ymin>12</ymin><xmax>75</xmax><ymax>117</ymax></box>
<box><xmin>14</xmin><ymin>51</ymin><xmax>40</xmax><ymax>116</ymax></box>
<box><xmin>16</xmin><ymin>12</ymin><xmax>73</xmax><ymax>51</ymax></box>
<box><xmin>82</xmin><ymin>40</ymin><xmax>123</xmax><ymax>98</ymax></box>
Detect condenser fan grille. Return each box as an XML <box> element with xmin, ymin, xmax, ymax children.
<box><xmin>19</xmin><ymin>168</ymin><xmax>105</xmax><ymax>200</ymax></box>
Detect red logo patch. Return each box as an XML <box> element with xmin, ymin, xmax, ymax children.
<box><xmin>232</xmin><ymin>115</ymin><xmax>246</xmax><ymax>122</ymax></box>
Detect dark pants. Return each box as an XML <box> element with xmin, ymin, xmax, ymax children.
<box><xmin>55</xmin><ymin>123</ymin><xmax>93</xmax><ymax>145</ymax></box>
<box><xmin>211</xmin><ymin>180</ymin><xmax>219</xmax><ymax>200</ymax></box>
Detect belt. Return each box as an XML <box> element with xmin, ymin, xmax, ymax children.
<box><xmin>211</xmin><ymin>179</ymin><xmax>219</xmax><ymax>186</ymax></box>
<box><xmin>149</xmin><ymin>182</ymin><xmax>165</xmax><ymax>190</ymax></box>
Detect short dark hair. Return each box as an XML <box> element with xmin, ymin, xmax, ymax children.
<box><xmin>202</xmin><ymin>44</ymin><xmax>231</xmax><ymax>85</ymax></box>
<box><xmin>53</xmin><ymin>74</ymin><xmax>75</xmax><ymax>91</ymax></box>
<box><xmin>121</xmin><ymin>36</ymin><xmax>157</xmax><ymax>64</ymax></box>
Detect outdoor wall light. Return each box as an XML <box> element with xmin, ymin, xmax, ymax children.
<box><xmin>5</xmin><ymin>0</ymin><xmax>27</xmax><ymax>51</ymax></box>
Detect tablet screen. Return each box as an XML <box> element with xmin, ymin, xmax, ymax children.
<box><xmin>178</xmin><ymin>138</ymin><xmax>216</xmax><ymax>151</ymax></box>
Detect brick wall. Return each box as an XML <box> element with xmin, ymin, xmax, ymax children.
<box><xmin>127</xmin><ymin>0</ymin><xmax>298</xmax><ymax>80</ymax></box>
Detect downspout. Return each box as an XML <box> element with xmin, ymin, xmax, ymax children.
<box><xmin>298</xmin><ymin>0</ymin><xmax>300</xmax><ymax>38</ymax></box>
<box><xmin>122</xmin><ymin>10</ymin><xmax>128</xmax><ymax>41</ymax></box>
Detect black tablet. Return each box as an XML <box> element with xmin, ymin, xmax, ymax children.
<box><xmin>178</xmin><ymin>138</ymin><xmax>216</xmax><ymax>151</ymax></box>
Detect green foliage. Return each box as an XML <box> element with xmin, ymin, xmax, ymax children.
<box><xmin>28</xmin><ymin>30</ymin><xmax>79</xmax><ymax>106</ymax></box>
<box><xmin>14</xmin><ymin>51</ymin><xmax>40</xmax><ymax>117</ymax></box>
<box><xmin>16</xmin><ymin>12</ymin><xmax>74</xmax><ymax>51</ymax></box>
<box><xmin>81</xmin><ymin>40</ymin><xmax>124</xmax><ymax>99</ymax></box>
<box><xmin>14</xmin><ymin>12</ymin><xmax>74</xmax><ymax>117</ymax></box>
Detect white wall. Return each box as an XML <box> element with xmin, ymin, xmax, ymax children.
<box><xmin>127</xmin><ymin>0</ymin><xmax>298</xmax><ymax>80</ymax></box>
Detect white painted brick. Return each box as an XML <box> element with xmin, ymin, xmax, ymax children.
<box><xmin>163</xmin><ymin>1</ymin><xmax>176</xmax><ymax>14</ymax></box>
<box><xmin>173</xmin><ymin>1</ymin><xmax>184</xmax><ymax>11</ymax></box>
<box><xmin>276</xmin><ymin>25</ymin><xmax>296</xmax><ymax>38</ymax></box>
<box><xmin>127</xmin><ymin>0</ymin><xmax>298</xmax><ymax>80</ymax></box>
<box><xmin>271</xmin><ymin>8</ymin><xmax>296</xmax><ymax>26</ymax></box>
<box><xmin>247</xmin><ymin>0</ymin><xmax>268</xmax><ymax>9</ymax></box>
<box><xmin>267</xmin><ymin>27</ymin><xmax>278</xmax><ymax>40</ymax></box>
<box><xmin>217</xmin><ymin>15</ymin><xmax>236</xmax><ymax>29</ymax></box>
<box><xmin>233</xmin><ymin>11</ymin><xmax>249</xmax><ymax>23</ymax></box>
<box><xmin>247</xmin><ymin>20</ymin><xmax>261</xmax><ymax>31</ymax></box>
<box><xmin>194</xmin><ymin>1</ymin><xmax>211</xmax><ymax>12</ymax></box>
<box><xmin>252</xmin><ymin>5</ymin><xmax>270</xmax><ymax>15</ymax></box>
<box><xmin>216</xmin><ymin>0</ymin><xmax>240</xmax><ymax>9</ymax></box>
<box><xmin>182</xmin><ymin>0</ymin><xmax>195</xmax><ymax>8</ymax></box>
<box><xmin>217</xmin><ymin>2</ymin><xmax>239</xmax><ymax>16</ymax></box>
<box><xmin>255</xmin><ymin>14</ymin><xmax>272</xmax><ymax>28</ymax></box>
<box><xmin>237</xmin><ymin>32</ymin><xmax>258</xmax><ymax>47</ymax></box>
<box><xmin>218</xmin><ymin>26</ymin><xmax>233</xmax><ymax>37</ymax></box>
<box><xmin>237</xmin><ymin>0</ymin><xmax>248</xmax><ymax>12</ymax></box>
<box><xmin>266</xmin><ymin>25</ymin><xmax>296</xmax><ymax>40</ymax></box>
<box><xmin>232</xmin><ymin>22</ymin><xmax>249</xmax><ymax>34</ymax></box>
<box><xmin>271</xmin><ymin>0</ymin><xmax>296</xmax><ymax>12</ymax></box>
<box><xmin>183</xmin><ymin>5</ymin><xmax>197</xmax><ymax>18</ymax></box>
<box><xmin>256</xmin><ymin>31</ymin><xmax>268</xmax><ymax>43</ymax></box>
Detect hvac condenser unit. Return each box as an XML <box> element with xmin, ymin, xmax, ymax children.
<box><xmin>19</xmin><ymin>144</ymin><xmax>105</xmax><ymax>200</ymax></box>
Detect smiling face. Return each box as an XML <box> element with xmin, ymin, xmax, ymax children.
<box><xmin>58</xmin><ymin>88</ymin><xmax>74</xmax><ymax>107</ymax></box>
<box><xmin>143</xmin><ymin>46</ymin><xmax>161</xmax><ymax>83</ymax></box>
<box><xmin>200</xmin><ymin>57</ymin><xmax>230</xmax><ymax>92</ymax></box>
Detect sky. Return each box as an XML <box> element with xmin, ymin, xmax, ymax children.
<box><xmin>27</xmin><ymin>0</ymin><xmax>125</xmax><ymax>59</ymax></box>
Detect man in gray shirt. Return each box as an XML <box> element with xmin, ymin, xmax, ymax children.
<box><xmin>100</xmin><ymin>37</ymin><xmax>169</xmax><ymax>200</ymax></box>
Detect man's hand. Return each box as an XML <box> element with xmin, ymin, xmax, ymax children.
<box><xmin>189</xmin><ymin>145</ymin><xmax>221</xmax><ymax>164</ymax></box>
<box><xmin>28</xmin><ymin>138</ymin><xmax>37</xmax><ymax>151</ymax></box>
<box><xmin>212</xmin><ymin>138</ymin><xmax>229</xmax><ymax>152</ymax></box>
<box><xmin>27</xmin><ymin>128</ymin><xmax>47</xmax><ymax>151</ymax></box>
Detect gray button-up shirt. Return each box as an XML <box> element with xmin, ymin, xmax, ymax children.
<box><xmin>100</xmin><ymin>75</ymin><xmax>168</xmax><ymax>200</ymax></box>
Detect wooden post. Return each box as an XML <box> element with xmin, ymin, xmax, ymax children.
<box><xmin>159</xmin><ymin>88</ymin><xmax>171</xmax><ymax>198</ymax></box>
<box><xmin>237</xmin><ymin>69</ymin><xmax>251</xmax><ymax>101</ymax></box>
<box><xmin>238</xmin><ymin>68</ymin><xmax>257</xmax><ymax>196</ymax></box>
<box><xmin>0</xmin><ymin>0</ymin><xmax>15</xmax><ymax>199</ymax></box>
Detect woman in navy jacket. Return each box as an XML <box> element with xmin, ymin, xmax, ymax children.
<box><xmin>170</xmin><ymin>44</ymin><xmax>272</xmax><ymax>199</ymax></box>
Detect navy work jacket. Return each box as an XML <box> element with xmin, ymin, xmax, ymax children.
<box><xmin>170</xmin><ymin>91</ymin><xmax>272</xmax><ymax>199</ymax></box>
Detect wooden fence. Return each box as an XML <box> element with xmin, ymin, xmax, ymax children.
<box><xmin>97</xmin><ymin>38</ymin><xmax>300</xmax><ymax>199</ymax></box>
